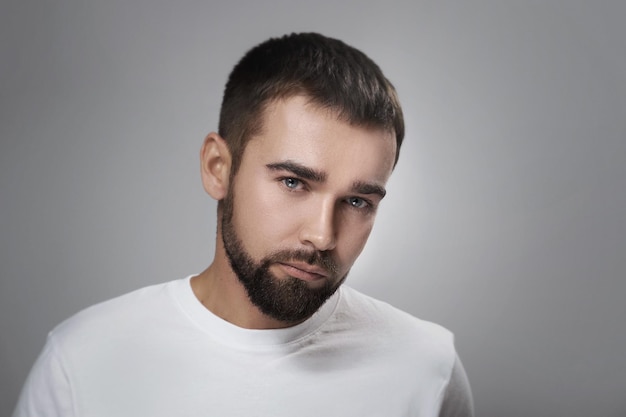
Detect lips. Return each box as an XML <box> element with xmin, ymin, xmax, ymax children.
<box><xmin>277</xmin><ymin>262</ymin><xmax>329</xmax><ymax>282</ymax></box>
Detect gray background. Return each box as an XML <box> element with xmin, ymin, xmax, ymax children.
<box><xmin>2</xmin><ymin>1</ymin><xmax>625</xmax><ymax>416</ymax></box>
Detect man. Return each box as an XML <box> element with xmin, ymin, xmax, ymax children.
<box><xmin>14</xmin><ymin>33</ymin><xmax>473</xmax><ymax>416</ymax></box>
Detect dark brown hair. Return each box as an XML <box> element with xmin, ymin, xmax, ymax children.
<box><xmin>218</xmin><ymin>32</ymin><xmax>405</xmax><ymax>173</ymax></box>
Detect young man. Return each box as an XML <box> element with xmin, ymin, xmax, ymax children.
<box><xmin>14</xmin><ymin>33</ymin><xmax>473</xmax><ymax>416</ymax></box>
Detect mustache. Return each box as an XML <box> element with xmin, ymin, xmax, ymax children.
<box><xmin>265</xmin><ymin>250</ymin><xmax>339</xmax><ymax>276</ymax></box>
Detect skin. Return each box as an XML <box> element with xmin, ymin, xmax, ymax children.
<box><xmin>192</xmin><ymin>95</ymin><xmax>397</xmax><ymax>329</ymax></box>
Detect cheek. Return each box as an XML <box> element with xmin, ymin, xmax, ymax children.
<box><xmin>231</xmin><ymin>180</ymin><xmax>296</xmax><ymax>251</ymax></box>
<box><xmin>336</xmin><ymin>218</ymin><xmax>375</xmax><ymax>264</ymax></box>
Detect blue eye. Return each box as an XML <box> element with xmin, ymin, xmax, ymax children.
<box><xmin>282</xmin><ymin>178</ymin><xmax>301</xmax><ymax>189</ymax></box>
<box><xmin>347</xmin><ymin>197</ymin><xmax>368</xmax><ymax>209</ymax></box>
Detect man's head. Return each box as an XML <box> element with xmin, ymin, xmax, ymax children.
<box><xmin>218</xmin><ymin>32</ymin><xmax>405</xmax><ymax>175</ymax></box>
<box><xmin>201</xmin><ymin>33</ymin><xmax>404</xmax><ymax>326</ymax></box>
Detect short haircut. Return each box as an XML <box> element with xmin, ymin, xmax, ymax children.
<box><xmin>218</xmin><ymin>32</ymin><xmax>405</xmax><ymax>173</ymax></box>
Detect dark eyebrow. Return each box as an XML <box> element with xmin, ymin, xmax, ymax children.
<box><xmin>266</xmin><ymin>161</ymin><xmax>327</xmax><ymax>182</ymax></box>
<box><xmin>352</xmin><ymin>181</ymin><xmax>387</xmax><ymax>199</ymax></box>
<box><xmin>266</xmin><ymin>161</ymin><xmax>386</xmax><ymax>198</ymax></box>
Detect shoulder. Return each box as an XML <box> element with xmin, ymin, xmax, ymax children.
<box><xmin>336</xmin><ymin>286</ymin><xmax>457</xmax><ymax>366</ymax></box>
<box><xmin>49</xmin><ymin>279</ymin><xmax>181</xmax><ymax>350</ymax></box>
<box><xmin>338</xmin><ymin>286</ymin><xmax>453</xmax><ymax>340</ymax></box>
<box><xmin>328</xmin><ymin>287</ymin><xmax>468</xmax><ymax>413</ymax></box>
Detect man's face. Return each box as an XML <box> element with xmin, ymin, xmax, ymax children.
<box><xmin>222</xmin><ymin>95</ymin><xmax>396</xmax><ymax>323</ymax></box>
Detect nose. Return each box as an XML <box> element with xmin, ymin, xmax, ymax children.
<box><xmin>298</xmin><ymin>198</ymin><xmax>337</xmax><ymax>252</ymax></box>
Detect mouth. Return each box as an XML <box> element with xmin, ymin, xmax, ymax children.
<box><xmin>276</xmin><ymin>262</ymin><xmax>329</xmax><ymax>282</ymax></box>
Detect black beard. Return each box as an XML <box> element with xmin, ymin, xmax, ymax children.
<box><xmin>221</xmin><ymin>190</ymin><xmax>345</xmax><ymax>323</ymax></box>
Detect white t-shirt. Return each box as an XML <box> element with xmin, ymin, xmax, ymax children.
<box><xmin>13</xmin><ymin>276</ymin><xmax>473</xmax><ymax>416</ymax></box>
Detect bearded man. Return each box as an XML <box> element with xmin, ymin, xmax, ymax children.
<box><xmin>14</xmin><ymin>32</ymin><xmax>474</xmax><ymax>417</ymax></box>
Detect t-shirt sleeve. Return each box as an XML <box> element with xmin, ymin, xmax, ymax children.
<box><xmin>438</xmin><ymin>353</ymin><xmax>474</xmax><ymax>417</ymax></box>
<box><xmin>12</xmin><ymin>335</ymin><xmax>74</xmax><ymax>417</ymax></box>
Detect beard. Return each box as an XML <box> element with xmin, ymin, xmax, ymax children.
<box><xmin>221</xmin><ymin>190</ymin><xmax>346</xmax><ymax>323</ymax></box>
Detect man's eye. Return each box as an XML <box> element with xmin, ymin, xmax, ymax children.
<box><xmin>347</xmin><ymin>197</ymin><xmax>368</xmax><ymax>209</ymax></box>
<box><xmin>282</xmin><ymin>178</ymin><xmax>301</xmax><ymax>189</ymax></box>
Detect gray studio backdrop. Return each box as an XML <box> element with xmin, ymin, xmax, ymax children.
<box><xmin>2</xmin><ymin>1</ymin><xmax>625</xmax><ymax>416</ymax></box>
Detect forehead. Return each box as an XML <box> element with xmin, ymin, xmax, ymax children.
<box><xmin>242</xmin><ymin>96</ymin><xmax>397</xmax><ymax>184</ymax></box>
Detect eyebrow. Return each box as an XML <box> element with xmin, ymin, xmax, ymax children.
<box><xmin>352</xmin><ymin>181</ymin><xmax>387</xmax><ymax>199</ymax></box>
<box><xmin>266</xmin><ymin>161</ymin><xmax>327</xmax><ymax>182</ymax></box>
<box><xmin>266</xmin><ymin>160</ymin><xmax>386</xmax><ymax>199</ymax></box>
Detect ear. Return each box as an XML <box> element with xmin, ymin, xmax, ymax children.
<box><xmin>200</xmin><ymin>132</ymin><xmax>232</xmax><ymax>200</ymax></box>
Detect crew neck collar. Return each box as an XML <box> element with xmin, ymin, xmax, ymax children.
<box><xmin>171</xmin><ymin>275</ymin><xmax>340</xmax><ymax>350</ymax></box>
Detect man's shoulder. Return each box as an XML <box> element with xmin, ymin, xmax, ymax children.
<box><xmin>339</xmin><ymin>286</ymin><xmax>452</xmax><ymax>333</ymax></box>
<box><xmin>337</xmin><ymin>286</ymin><xmax>456</xmax><ymax>357</ymax></box>
<box><xmin>330</xmin><ymin>286</ymin><xmax>458</xmax><ymax>389</ymax></box>
<box><xmin>49</xmin><ymin>278</ymin><xmax>182</xmax><ymax>349</ymax></box>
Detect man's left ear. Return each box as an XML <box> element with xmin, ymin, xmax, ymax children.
<box><xmin>200</xmin><ymin>132</ymin><xmax>232</xmax><ymax>200</ymax></box>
